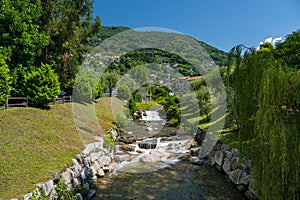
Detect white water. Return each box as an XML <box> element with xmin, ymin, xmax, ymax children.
<box><xmin>113</xmin><ymin>137</ymin><xmax>192</xmax><ymax>174</ymax></box>
<box><xmin>140</xmin><ymin>110</ymin><xmax>165</xmax><ymax>121</ymax></box>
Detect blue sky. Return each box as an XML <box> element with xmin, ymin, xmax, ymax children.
<box><xmin>93</xmin><ymin>0</ymin><xmax>300</xmax><ymax>52</ymax></box>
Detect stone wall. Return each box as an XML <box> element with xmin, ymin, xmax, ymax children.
<box><xmin>13</xmin><ymin>137</ymin><xmax>116</xmax><ymax>200</ymax></box>
<box><xmin>194</xmin><ymin>129</ymin><xmax>257</xmax><ymax>200</ymax></box>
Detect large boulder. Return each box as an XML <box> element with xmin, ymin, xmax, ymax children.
<box><xmin>140</xmin><ymin>150</ymin><xmax>166</xmax><ymax>163</ymax></box>
<box><xmin>195</xmin><ymin>128</ymin><xmax>206</xmax><ymax>145</ymax></box>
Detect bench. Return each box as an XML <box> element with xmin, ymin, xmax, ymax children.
<box><xmin>6</xmin><ymin>97</ymin><xmax>28</xmax><ymax>108</ymax></box>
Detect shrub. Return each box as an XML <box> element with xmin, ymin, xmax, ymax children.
<box><xmin>0</xmin><ymin>55</ymin><xmax>11</xmax><ymax>104</ymax></box>
<box><xmin>73</xmin><ymin>71</ymin><xmax>98</xmax><ymax>102</ymax></box>
<box><xmin>24</xmin><ymin>64</ymin><xmax>60</xmax><ymax>108</ymax></box>
<box><xmin>117</xmin><ymin>84</ymin><xmax>131</xmax><ymax>100</ymax></box>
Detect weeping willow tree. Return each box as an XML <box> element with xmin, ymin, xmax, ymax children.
<box><xmin>231</xmin><ymin>50</ymin><xmax>274</xmax><ymax>154</ymax></box>
<box><xmin>253</xmin><ymin>65</ymin><xmax>300</xmax><ymax>199</ymax></box>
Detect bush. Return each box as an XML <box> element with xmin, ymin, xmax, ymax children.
<box><xmin>0</xmin><ymin>55</ymin><xmax>11</xmax><ymax>104</ymax></box>
<box><xmin>73</xmin><ymin>71</ymin><xmax>98</xmax><ymax>102</ymax></box>
<box><xmin>95</xmin><ymin>82</ymin><xmax>103</xmax><ymax>99</ymax></box>
<box><xmin>116</xmin><ymin>114</ymin><xmax>128</xmax><ymax>128</ymax></box>
<box><xmin>117</xmin><ymin>84</ymin><xmax>131</xmax><ymax>100</ymax></box>
<box><xmin>24</xmin><ymin>64</ymin><xmax>60</xmax><ymax>108</ymax></box>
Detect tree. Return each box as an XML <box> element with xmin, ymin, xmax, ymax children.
<box><xmin>38</xmin><ymin>0</ymin><xmax>101</xmax><ymax>90</ymax></box>
<box><xmin>0</xmin><ymin>55</ymin><xmax>11</xmax><ymax>104</ymax></box>
<box><xmin>274</xmin><ymin>30</ymin><xmax>300</xmax><ymax>70</ymax></box>
<box><xmin>196</xmin><ymin>86</ymin><xmax>211</xmax><ymax>121</ymax></box>
<box><xmin>102</xmin><ymin>71</ymin><xmax>119</xmax><ymax>97</ymax></box>
<box><xmin>117</xmin><ymin>85</ymin><xmax>131</xmax><ymax>100</ymax></box>
<box><xmin>24</xmin><ymin>64</ymin><xmax>60</xmax><ymax>108</ymax></box>
<box><xmin>73</xmin><ymin>71</ymin><xmax>98</xmax><ymax>102</ymax></box>
<box><xmin>95</xmin><ymin>82</ymin><xmax>103</xmax><ymax>99</ymax></box>
<box><xmin>0</xmin><ymin>0</ymin><xmax>49</xmax><ymax>95</ymax></box>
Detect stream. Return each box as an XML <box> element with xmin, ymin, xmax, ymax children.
<box><xmin>94</xmin><ymin>110</ymin><xmax>247</xmax><ymax>200</ymax></box>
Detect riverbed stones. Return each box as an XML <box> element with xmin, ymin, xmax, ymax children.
<box><xmin>119</xmin><ymin>144</ymin><xmax>136</xmax><ymax>152</ymax></box>
<box><xmin>214</xmin><ymin>150</ymin><xmax>224</xmax><ymax>166</ymax></box>
<box><xmin>229</xmin><ymin>169</ymin><xmax>243</xmax><ymax>184</ymax></box>
<box><xmin>140</xmin><ymin>150</ymin><xmax>166</xmax><ymax>163</ymax></box>
<box><xmin>222</xmin><ymin>158</ymin><xmax>231</xmax><ymax>175</ymax></box>
<box><xmin>114</xmin><ymin>154</ymin><xmax>130</xmax><ymax>162</ymax></box>
<box><xmin>37</xmin><ymin>179</ymin><xmax>54</xmax><ymax>196</ymax></box>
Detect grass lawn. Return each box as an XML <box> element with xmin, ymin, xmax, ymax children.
<box><xmin>0</xmin><ymin>97</ymin><xmax>121</xmax><ymax>199</ymax></box>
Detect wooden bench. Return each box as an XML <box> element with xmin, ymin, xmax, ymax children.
<box><xmin>5</xmin><ymin>97</ymin><xmax>28</xmax><ymax>108</ymax></box>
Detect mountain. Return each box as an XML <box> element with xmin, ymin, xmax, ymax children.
<box><xmin>88</xmin><ymin>26</ymin><xmax>228</xmax><ymax>74</ymax></box>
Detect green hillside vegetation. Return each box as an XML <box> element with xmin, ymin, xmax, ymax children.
<box><xmin>0</xmin><ymin>97</ymin><xmax>121</xmax><ymax>199</ymax></box>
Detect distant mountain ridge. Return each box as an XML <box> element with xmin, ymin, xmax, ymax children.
<box><xmin>88</xmin><ymin>26</ymin><xmax>228</xmax><ymax>67</ymax></box>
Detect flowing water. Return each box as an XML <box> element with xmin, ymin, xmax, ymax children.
<box><xmin>94</xmin><ymin>110</ymin><xmax>247</xmax><ymax>200</ymax></box>
<box><xmin>95</xmin><ymin>161</ymin><xmax>247</xmax><ymax>200</ymax></box>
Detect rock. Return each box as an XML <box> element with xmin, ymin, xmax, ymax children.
<box><xmin>140</xmin><ymin>150</ymin><xmax>166</xmax><ymax>163</ymax></box>
<box><xmin>221</xmin><ymin>144</ymin><xmax>230</xmax><ymax>153</ymax></box>
<box><xmin>90</xmin><ymin>152</ymin><xmax>102</xmax><ymax>162</ymax></box>
<box><xmin>242</xmin><ymin>157</ymin><xmax>251</xmax><ymax>171</ymax></box>
<box><xmin>214</xmin><ymin>151</ymin><xmax>224</xmax><ymax>166</ymax></box>
<box><xmin>98</xmin><ymin>156</ymin><xmax>111</xmax><ymax>167</ymax></box>
<box><xmin>37</xmin><ymin>179</ymin><xmax>54</xmax><ymax>196</ymax></box>
<box><xmin>237</xmin><ymin>184</ymin><xmax>247</xmax><ymax>192</ymax></box>
<box><xmin>103</xmin><ymin>166</ymin><xmax>110</xmax><ymax>173</ymax></box>
<box><xmin>225</xmin><ymin>150</ymin><xmax>233</xmax><ymax>159</ymax></box>
<box><xmin>119</xmin><ymin>144</ymin><xmax>136</xmax><ymax>152</ymax></box>
<box><xmin>190</xmin><ymin>147</ymin><xmax>201</xmax><ymax>156</ymax></box>
<box><xmin>109</xmin><ymin>162</ymin><xmax>117</xmax><ymax>172</ymax></box>
<box><xmin>82</xmin><ymin>142</ymin><xmax>103</xmax><ymax>155</ymax></box>
<box><xmin>114</xmin><ymin>154</ymin><xmax>130</xmax><ymax>162</ymax></box>
<box><xmin>189</xmin><ymin>157</ymin><xmax>204</xmax><ymax>165</ymax></box>
<box><xmin>97</xmin><ymin>168</ymin><xmax>105</xmax><ymax>177</ymax></box>
<box><xmin>86</xmin><ymin>189</ymin><xmax>96</xmax><ymax>200</ymax></box>
<box><xmin>231</xmin><ymin>148</ymin><xmax>239</xmax><ymax>157</ymax></box>
<box><xmin>136</xmin><ymin>149</ymin><xmax>145</xmax><ymax>153</ymax></box>
<box><xmin>118</xmin><ymin>136</ymin><xmax>136</xmax><ymax>144</ymax></box>
<box><xmin>23</xmin><ymin>193</ymin><xmax>32</xmax><ymax>200</ymax></box>
<box><xmin>73</xmin><ymin>177</ymin><xmax>81</xmax><ymax>187</ymax></box>
<box><xmin>245</xmin><ymin>190</ymin><xmax>257</xmax><ymax>200</ymax></box>
<box><xmin>90</xmin><ymin>166</ymin><xmax>97</xmax><ymax>177</ymax></box>
<box><xmin>138</xmin><ymin>140</ymin><xmax>157</xmax><ymax>149</ymax></box>
<box><xmin>222</xmin><ymin>158</ymin><xmax>231</xmax><ymax>175</ymax></box>
<box><xmin>228</xmin><ymin>169</ymin><xmax>243</xmax><ymax>184</ymax></box>
<box><xmin>80</xmin><ymin>167</ymin><xmax>91</xmax><ymax>182</ymax></box>
<box><xmin>83</xmin><ymin>157</ymin><xmax>91</xmax><ymax>167</ymax></box>
<box><xmin>76</xmin><ymin>154</ymin><xmax>84</xmax><ymax>165</ymax></box>
<box><xmin>230</xmin><ymin>156</ymin><xmax>239</xmax><ymax>170</ymax></box>
<box><xmin>249</xmin><ymin>178</ymin><xmax>257</xmax><ymax>196</ymax></box>
<box><xmin>75</xmin><ymin>193</ymin><xmax>84</xmax><ymax>200</ymax></box>
<box><xmin>240</xmin><ymin>172</ymin><xmax>250</xmax><ymax>185</ymax></box>
<box><xmin>61</xmin><ymin>168</ymin><xmax>75</xmax><ymax>185</ymax></box>
<box><xmin>195</xmin><ymin>128</ymin><xmax>206</xmax><ymax>145</ymax></box>
<box><xmin>72</xmin><ymin>159</ymin><xmax>83</xmax><ymax>177</ymax></box>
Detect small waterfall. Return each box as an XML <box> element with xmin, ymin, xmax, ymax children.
<box><xmin>137</xmin><ymin>139</ymin><xmax>157</xmax><ymax>149</ymax></box>
<box><xmin>140</xmin><ymin>110</ymin><xmax>164</xmax><ymax>121</ymax></box>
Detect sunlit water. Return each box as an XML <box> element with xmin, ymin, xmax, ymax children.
<box><xmin>95</xmin><ymin>161</ymin><xmax>247</xmax><ymax>200</ymax></box>
<box><xmin>94</xmin><ymin>110</ymin><xmax>247</xmax><ymax>200</ymax></box>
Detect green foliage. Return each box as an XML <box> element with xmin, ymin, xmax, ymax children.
<box><xmin>274</xmin><ymin>30</ymin><xmax>300</xmax><ymax>70</ymax></box>
<box><xmin>73</xmin><ymin>71</ymin><xmax>98</xmax><ymax>102</ymax></box>
<box><xmin>103</xmin><ymin>134</ymin><xmax>115</xmax><ymax>150</ymax></box>
<box><xmin>88</xmin><ymin>26</ymin><xmax>130</xmax><ymax>46</ymax></box>
<box><xmin>38</xmin><ymin>0</ymin><xmax>101</xmax><ymax>90</ymax></box>
<box><xmin>117</xmin><ymin>84</ymin><xmax>131</xmax><ymax>100</ymax></box>
<box><xmin>136</xmin><ymin>101</ymin><xmax>159</xmax><ymax>110</ymax></box>
<box><xmin>226</xmin><ymin>33</ymin><xmax>300</xmax><ymax>199</ymax></box>
<box><xmin>102</xmin><ymin>71</ymin><xmax>119</xmax><ymax>97</ymax></box>
<box><xmin>0</xmin><ymin>55</ymin><xmax>11</xmax><ymax>104</ymax></box>
<box><xmin>55</xmin><ymin>180</ymin><xmax>76</xmax><ymax>200</ymax></box>
<box><xmin>196</xmin><ymin>86</ymin><xmax>211</xmax><ymax>121</ymax></box>
<box><xmin>128</xmin><ymin>97</ymin><xmax>137</xmax><ymax>116</ymax></box>
<box><xmin>116</xmin><ymin>114</ymin><xmax>128</xmax><ymax>128</ymax></box>
<box><xmin>95</xmin><ymin>82</ymin><xmax>103</xmax><ymax>99</ymax></box>
<box><xmin>24</xmin><ymin>64</ymin><xmax>60</xmax><ymax>108</ymax></box>
<box><xmin>0</xmin><ymin>0</ymin><xmax>49</xmax><ymax>95</ymax></box>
